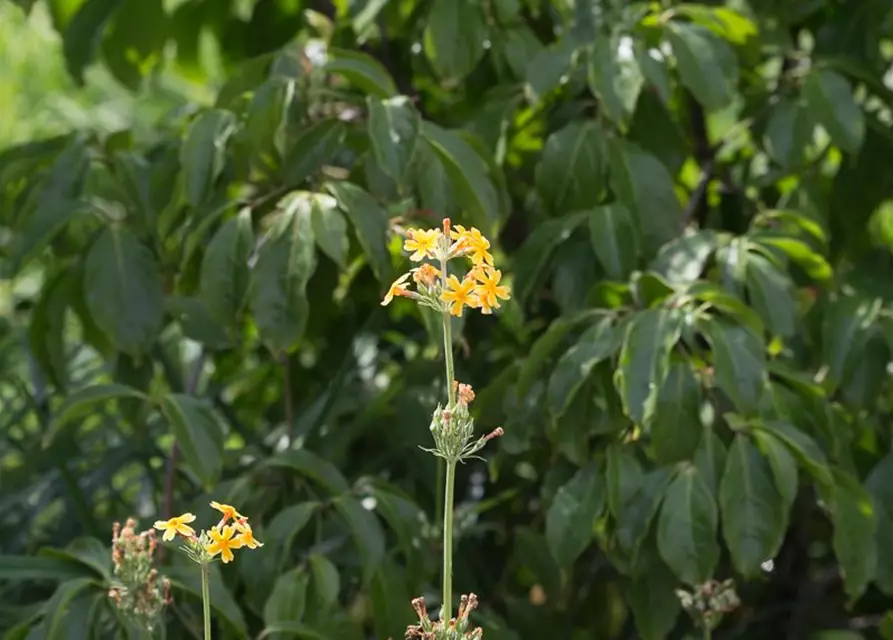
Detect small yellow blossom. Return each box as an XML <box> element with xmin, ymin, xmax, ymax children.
<box><xmin>473</xmin><ymin>267</ymin><xmax>511</xmax><ymax>314</ymax></box>
<box><xmin>450</xmin><ymin>225</ymin><xmax>493</xmax><ymax>266</ymax></box>
<box><xmin>234</xmin><ymin>520</ymin><xmax>264</xmax><ymax>549</ymax></box>
<box><xmin>403</xmin><ymin>228</ymin><xmax>441</xmax><ymax>261</ymax></box>
<box><xmin>210</xmin><ymin>501</ymin><xmax>243</xmax><ymax>523</ymax></box>
<box><xmin>441</xmin><ymin>274</ymin><xmax>478</xmax><ymax>317</ymax></box>
<box><xmin>206</xmin><ymin>525</ymin><xmax>244</xmax><ymax>563</ymax></box>
<box><xmin>153</xmin><ymin>513</ymin><xmax>196</xmax><ymax>542</ymax></box>
<box><xmin>412</xmin><ymin>263</ymin><xmax>441</xmax><ymax>288</ymax></box>
<box><xmin>381</xmin><ymin>272</ymin><xmax>412</xmax><ymax>306</ymax></box>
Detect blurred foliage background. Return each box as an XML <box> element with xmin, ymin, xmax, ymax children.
<box><xmin>4</xmin><ymin>0</ymin><xmax>893</xmax><ymax>639</ymax></box>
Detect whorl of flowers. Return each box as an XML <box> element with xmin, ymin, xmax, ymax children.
<box><xmin>108</xmin><ymin>518</ymin><xmax>171</xmax><ymax>633</ymax></box>
<box><xmin>153</xmin><ymin>501</ymin><xmax>263</xmax><ymax>565</ymax></box>
<box><xmin>381</xmin><ymin>219</ymin><xmax>510</xmax><ymax>317</ymax></box>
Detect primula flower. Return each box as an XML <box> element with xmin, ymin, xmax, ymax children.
<box><xmin>450</xmin><ymin>225</ymin><xmax>493</xmax><ymax>266</ymax></box>
<box><xmin>403</xmin><ymin>228</ymin><xmax>441</xmax><ymax>261</ymax></box>
<box><xmin>473</xmin><ymin>267</ymin><xmax>511</xmax><ymax>314</ymax></box>
<box><xmin>210</xmin><ymin>501</ymin><xmax>243</xmax><ymax>523</ymax></box>
<box><xmin>153</xmin><ymin>513</ymin><xmax>196</xmax><ymax>542</ymax></box>
<box><xmin>441</xmin><ymin>275</ymin><xmax>478</xmax><ymax>317</ymax></box>
<box><xmin>412</xmin><ymin>263</ymin><xmax>440</xmax><ymax>288</ymax></box>
<box><xmin>206</xmin><ymin>525</ymin><xmax>244</xmax><ymax>563</ymax></box>
<box><xmin>381</xmin><ymin>272</ymin><xmax>412</xmax><ymax>306</ymax></box>
<box><xmin>234</xmin><ymin>520</ymin><xmax>264</xmax><ymax>549</ymax></box>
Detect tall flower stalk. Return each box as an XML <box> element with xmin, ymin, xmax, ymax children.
<box><xmin>382</xmin><ymin>219</ymin><xmax>509</xmax><ymax>638</ymax></box>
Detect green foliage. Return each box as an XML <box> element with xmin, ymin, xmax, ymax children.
<box><xmin>4</xmin><ymin>0</ymin><xmax>893</xmax><ymax>638</ymax></box>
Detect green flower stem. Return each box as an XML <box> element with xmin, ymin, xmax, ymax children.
<box><xmin>441</xmin><ymin>458</ymin><xmax>456</xmax><ymax>622</ymax></box>
<box><xmin>201</xmin><ymin>563</ymin><xmax>211</xmax><ymax>640</ymax></box>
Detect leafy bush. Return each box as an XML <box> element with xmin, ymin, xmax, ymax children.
<box><xmin>3</xmin><ymin>0</ymin><xmax>893</xmax><ymax>638</ymax></box>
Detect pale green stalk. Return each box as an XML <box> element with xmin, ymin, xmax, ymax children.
<box><xmin>201</xmin><ymin>564</ymin><xmax>211</xmax><ymax>640</ymax></box>
<box><xmin>440</xmin><ymin>246</ymin><xmax>457</xmax><ymax>623</ymax></box>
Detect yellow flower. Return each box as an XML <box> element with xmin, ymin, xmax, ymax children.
<box><xmin>153</xmin><ymin>513</ymin><xmax>196</xmax><ymax>542</ymax></box>
<box><xmin>473</xmin><ymin>267</ymin><xmax>511</xmax><ymax>314</ymax></box>
<box><xmin>206</xmin><ymin>525</ymin><xmax>244</xmax><ymax>563</ymax></box>
<box><xmin>441</xmin><ymin>274</ymin><xmax>478</xmax><ymax>317</ymax></box>
<box><xmin>450</xmin><ymin>225</ymin><xmax>493</xmax><ymax>266</ymax></box>
<box><xmin>412</xmin><ymin>263</ymin><xmax>441</xmax><ymax>288</ymax></box>
<box><xmin>403</xmin><ymin>228</ymin><xmax>441</xmax><ymax>261</ymax></box>
<box><xmin>381</xmin><ymin>272</ymin><xmax>411</xmax><ymax>306</ymax></box>
<box><xmin>210</xmin><ymin>501</ymin><xmax>244</xmax><ymax>523</ymax></box>
<box><xmin>234</xmin><ymin>520</ymin><xmax>264</xmax><ymax>549</ymax></box>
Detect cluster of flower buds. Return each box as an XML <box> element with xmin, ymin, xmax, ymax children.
<box><xmin>406</xmin><ymin>594</ymin><xmax>484</xmax><ymax>640</ymax></box>
<box><xmin>676</xmin><ymin>579</ymin><xmax>740</xmax><ymax>629</ymax></box>
<box><xmin>108</xmin><ymin>518</ymin><xmax>171</xmax><ymax>633</ymax></box>
<box><xmin>426</xmin><ymin>381</ymin><xmax>504</xmax><ymax>464</ymax></box>
<box><xmin>153</xmin><ymin>501</ymin><xmax>263</xmax><ymax>566</ymax></box>
<box><xmin>381</xmin><ymin>218</ymin><xmax>510</xmax><ymax>317</ymax></box>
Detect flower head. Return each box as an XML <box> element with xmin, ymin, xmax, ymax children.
<box><xmin>473</xmin><ymin>267</ymin><xmax>511</xmax><ymax>314</ymax></box>
<box><xmin>381</xmin><ymin>272</ymin><xmax>412</xmax><ymax>306</ymax></box>
<box><xmin>206</xmin><ymin>525</ymin><xmax>244</xmax><ymax>563</ymax></box>
<box><xmin>412</xmin><ymin>263</ymin><xmax>440</xmax><ymax>288</ymax></box>
<box><xmin>210</xmin><ymin>501</ymin><xmax>243</xmax><ymax>524</ymax></box>
<box><xmin>234</xmin><ymin>520</ymin><xmax>264</xmax><ymax>549</ymax></box>
<box><xmin>403</xmin><ymin>228</ymin><xmax>441</xmax><ymax>262</ymax></box>
<box><xmin>441</xmin><ymin>274</ymin><xmax>478</xmax><ymax>317</ymax></box>
<box><xmin>153</xmin><ymin>513</ymin><xmax>196</xmax><ymax>542</ymax></box>
<box><xmin>450</xmin><ymin>225</ymin><xmax>493</xmax><ymax>266</ymax></box>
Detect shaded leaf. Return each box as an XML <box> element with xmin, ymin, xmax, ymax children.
<box><xmin>513</xmin><ymin>213</ymin><xmax>587</xmax><ymax>304</ymax></box>
<box><xmin>589</xmin><ymin>204</ymin><xmax>639</xmax><ymax>280</ymax></box>
<box><xmin>62</xmin><ymin>0</ymin><xmax>123</xmax><ymax>83</ymax></box>
<box><xmin>866</xmin><ymin>454</ymin><xmax>893</xmax><ymax>595</ymax></box>
<box><xmin>666</xmin><ymin>22</ymin><xmax>739</xmax><ymax>111</ymax></box>
<box><xmin>535</xmin><ymin>121</ymin><xmax>607</xmax><ymax>215</ymax></box>
<box><xmin>326</xmin><ymin>182</ymin><xmax>391</xmax><ymax>282</ymax></box>
<box><xmin>160</xmin><ymin>394</ymin><xmax>227</xmax><ymax>488</ymax></box>
<box><xmin>545</xmin><ymin>462</ymin><xmax>605</xmax><ymax>570</ymax></box>
<box><xmin>200</xmin><ymin>209</ymin><xmax>254</xmax><ymax>326</ymax></box>
<box><xmin>752</xmin><ymin>429</ymin><xmax>799</xmax><ymax>509</ymax></box>
<box><xmin>627</xmin><ymin>557</ymin><xmax>681</xmax><ymax>640</ymax></box>
<box><xmin>607</xmin><ymin>446</ymin><xmax>644</xmax><ymax>519</ymax></box>
<box><xmin>284</xmin><ymin>120</ymin><xmax>347</xmax><ymax>186</ymax></box>
<box><xmin>547</xmin><ymin>316</ymin><xmax>615</xmax><ymax>419</ymax></box>
<box><xmin>309</xmin><ymin>193</ymin><xmax>348</xmax><ymax>268</ymax></box>
<box><xmin>180</xmin><ymin>109</ymin><xmax>237</xmax><ymax>207</ymax></box>
<box><xmin>704</xmin><ymin>321</ymin><xmax>766</xmax><ymax>414</ymax></box>
<box><xmin>651</xmin><ymin>362</ymin><xmax>702</xmax><ymax>464</ymax></box>
<box><xmin>264</xmin><ymin>568</ymin><xmax>309</xmax><ymax>625</ymax></box>
<box><xmin>804</xmin><ymin>69</ymin><xmax>865</xmax><ymax>154</ymax></box>
<box><xmin>423</xmin><ymin>0</ymin><xmax>487</xmax><ymax>81</ymax></box>
<box><xmin>746</xmin><ymin>252</ymin><xmax>796</xmax><ymax>338</ymax></box>
<box><xmin>325</xmin><ymin>48</ymin><xmax>397</xmax><ymax>98</ymax></box>
<box><xmin>588</xmin><ymin>35</ymin><xmax>643</xmax><ymax>128</ymax></box>
<box><xmin>308</xmin><ymin>553</ymin><xmax>340</xmax><ymax>608</ymax></box>
<box><xmin>367</xmin><ymin>96</ymin><xmax>420</xmax><ymax>185</ymax></box>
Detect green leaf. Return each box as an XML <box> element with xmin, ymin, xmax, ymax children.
<box><xmin>308</xmin><ymin>553</ymin><xmax>340</xmax><ymax>608</ymax></box>
<box><xmin>704</xmin><ymin>321</ymin><xmax>766</xmax><ymax>414</ymax></box>
<box><xmin>757</xmin><ymin>421</ymin><xmax>831</xmax><ymax>486</ymax></box>
<box><xmin>745</xmin><ymin>252</ymin><xmax>796</xmax><ymax>338</ymax></box>
<box><xmin>694</xmin><ymin>428</ymin><xmax>727</xmax><ymax>494</ymax></box>
<box><xmin>719</xmin><ymin>435</ymin><xmax>787</xmax><ymax>577</ymax></box>
<box><xmin>84</xmin><ymin>226</ymin><xmax>164</xmax><ymax>357</ymax></box>
<box><xmin>651</xmin><ymin>230</ymin><xmax>718</xmax><ymax>285</ymax></box>
<box><xmin>267</xmin><ymin>502</ymin><xmax>320</xmax><ymax>559</ymax></box>
<box><xmin>325</xmin><ymin>48</ymin><xmax>397</xmax><ymax>98</ymax></box>
<box><xmin>517</xmin><ymin>311</ymin><xmax>601</xmax><ymax>397</ymax></box>
<box><xmin>635</xmin><ymin>44</ymin><xmax>671</xmax><ymax>107</ymax></box>
<box><xmin>673</xmin><ymin>5</ymin><xmax>757</xmax><ymax>44</ymax></box>
<box><xmin>627</xmin><ymin>557</ymin><xmax>681</xmax><ymax>640</ymax></box>
<box><xmin>62</xmin><ymin>0</ymin><xmax>123</xmax><ymax>84</ymax></box>
<box><xmin>100</xmin><ymin>0</ymin><xmax>168</xmax><ymax>90</ymax></box>
<box><xmin>420</xmin><ymin>122</ymin><xmax>502</xmax><ymax>235</ymax></box>
<box><xmin>257</xmin><ymin>623</ymin><xmax>327</xmax><ymax>640</ymax></box>
<box><xmin>265</xmin><ymin>450</ymin><xmax>351</xmax><ymax>494</ymax></box>
<box><xmin>367</xmin><ymin>96</ymin><xmax>420</xmax><ymax>186</ymax></box>
<box><xmin>657</xmin><ymin>466</ymin><xmax>719</xmax><ymax>585</ymax></box>
<box><xmin>28</xmin><ymin>270</ymin><xmax>71</xmax><ymax>390</ymax></box>
<box><xmin>819</xmin><ymin>470</ymin><xmax>876</xmax><ymax>604</ymax></box>
<box><xmin>334</xmin><ymin>496</ymin><xmax>385</xmax><ymax>585</ymax></box>
<box><xmin>804</xmin><ymin>69</ymin><xmax>865</xmax><ymax>154</ymax></box>
<box><xmin>326</xmin><ymin>181</ymin><xmax>391</xmax><ymax>282</ymax></box>
<box><xmin>513</xmin><ymin>213</ymin><xmax>588</xmax><ymax>304</ymax></box>
<box><xmin>48</xmin><ymin>383</ymin><xmax>147</xmax><ymax>443</ymax></box>
<box><xmin>687</xmin><ymin>280</ymin><xmax>763</xmax><ymax>336</ymax></box>
<box><xmin>535</xmin><ymin>121</ymin><xmax>607</xmax><ymax>215</ymax></box>
<box><xmin>866</xmin><ymin>454</ymin><xmax>893</xmax><ymax>595</ymax></box>
<box><xmin>588</xmin><ymin>204</ymin><xmax>639</xmax><ymax>280</ymax></box>
<box><xmin>423</xmin><ymin>0</ymin><xmax>487</xmax><ymax>81</ymax></box>
<box><xmin>545</xmin><ymin>462</ymin><xmax>605</xmax><ymax>570</ymax></box>
<box><xmin>264</xmin><ymin>568</ymin><xmax>309</xmax><ymax>625</ymax></box>
<box><xmin>250</xmin><ymin>194</ymin><xmax>317</xmax><ymax>354</ymax></box>
<box><xmin>166</xmin><ymin>296</ymin><xmax>233</xmax><ymax>349</ymax></box>
<box><xmin>822</xmin><ymin>294</ymin><xmax>875</xmax><ymax>392</ymax></box>
<box><xmin>547</xmin><ymin>316</ymin><xmax>615</xmax><ymax>419</ymax></box>
<box><xmin>0</xmin><ymin>555</ymin><xmax>89</xmax><ymax>582</ymax></box>
<box><xmin>751</xmin><ymin>236</ymin><xmax>832</xmax><ymax>281</ymax></box>
<box><xmin>168</xmin><ymin>563</ymin><xmax>247</xmax><ymax>634</ymax></box>
<box><xmin>609</xmin><ymin>139</ymin><xmax>683</xmax><ymax>256</ymax></box>
<box><xmin>244</xmin><ymin>78</ymin><xmax>294</xmax><ymax>166</ymax></box>
<box><xmin>607</xmin><ymin>446</ymin><xmax>644</xmax><ymax>519</ymax></box>
<box><xmin>160</xmin><ymin>394</ymin><xmax>227</xmax><ymax>488</ymax></box>
<box><xmin>666</xmin><ymin>22</ymin><xmax>739</xmax><ymax>111</ymax></box>
<box><xmin>180</xmin><ymin>109</ymin><xmax>237</xmax><ymax>207</ymax></box>
<box><xmin>588</xmin><ymin>35</ymin><xmax>643</xmax><ymax>128</ymax></box>
<box><xmin>39</xmin><ymin>578</ymin><xmax>99</xmax><ymax>639</ymax></box>
<box><xmin>615</xmin><ymin>468</ymin><xmax>673</xmax><ymax>559</ymax></box>
<box><xmin>650</xmin><ymin>362</ymin><xmax>702</xmax><ymax>464</ymax></box>
<box><xmin>200</xmin><ymin>209</ymin><xmax>254</xmax><ymax>326</ymax></box>
<box><xmin>283</xmin><ymin>120</ymin><xmax>347</xmax><ymax>186</ymax></box>
<box><xmin>764</xmin><ymin>99</ymin><xmax>813</xmax><ymax>169</ymax></box>
<box><xmin>752</xmin><ymin>429</ymin><xmax>799</xmax><ymax>509</ymax></box>
<box><xmin>615</xmin><ymin>307</ymin><xmax>682</xmax><ymax>425</ymax></box>
<box><xmin>309</xmin><ymin>193</ymin><xmax>348</xmax><ymax>268</ymax></box>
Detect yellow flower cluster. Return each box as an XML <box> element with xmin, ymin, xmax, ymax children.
<box><xmin>153</xmin><ymin>501</ymin><xmax>263</xmax><ymax>564</ymax></box>
<box><xmin>381</xmin><ymin>219</ymin><xmax>510</xmax><ymax>317</ymax></box>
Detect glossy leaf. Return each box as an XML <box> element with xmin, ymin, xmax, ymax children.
<box><xmin>160</xmin><ymin>394</ymin><xmax>226</xmax><ymax>488</ymax></box>
<box><xmin>535</xmin><ymin>121</ymin><xmax>607</xmax><ymax>215</ymax></box>
<box><xmin>588</xmin><ymin>204</ymin><xmax>639</xmax><ymax>280</ymax></box>
<box><xmin>513</xmin><ymin>213</ymin><xmax>588</xmax><ymax>304</ymax></box>
<box><xmin>666</xmin><ymin>22</ymin><xmax>739</xmax><ymax>111</ymax></box>
<box><xmin>804</xmin><ymin>69</ymin><xmax>865</xmax><ymax>154</ymax></box>
<box><xmin>545</xmin><ymin>462</ymin><xmax>605</xmax><ymax>570</ymax></box>
<box><xmin>423</xmin><ymin>0</ymin><xmax>487</xmax><ymax>81</ymax></box>
<box><xmin>180</xmin><ymin>109</ymin><xmax>237</xmax><ymax>207</ymax></box>
<box><xmin>200</xmin><ymin>209</ymin><xmax>254</xmax><ymax>326</ymax></box>
<box><xmin>588</xmin><ymin>35</ymin><xmax>643</xmax><ymax>128</ymax></box>
<box><xmin>746</xmin><ymin>252</ymin><xmax>796</xmax><ymax>338</ymax></box>
<box><xmin>326</xmin><ymin>181</ymin><xmax>391</xmax><ymax>282</ymax></box>
<box><xmin>704</xmin><ymin>321</ymin><xmax>766</xmax><ymax>414</ymax></box>
<box><xmin>309</xmin><ymin>193</ymin><xmax>349</xmax><ymax>268</ymax></box>
<box><xmin>627</xmin><ymin>557</ymin><xmax>681</xmax><ymax>640</ymax></box>
<box><xmin>325</xmin><ymin>49</ymin><xmax>397</xmax><ymax>98</ymax></box>
<box><xmin>650</xmin><ymin>362</ymin><xmax>702</xmax><ymax>464</ymax></box>
<box><xmin>367</xmin><ymin>96</ymin><xmax>420</xmax><ymax>185</ymax></box>
<box><xmin>547</xmin><ymin>316</ymin><xmax>615</xmax><ymax>419</ymax></box>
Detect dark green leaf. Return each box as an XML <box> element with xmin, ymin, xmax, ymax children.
<box><xmin>39</xmin><ymin>578</ymin><xmax>99</xmax><ymax>639</ymax></box>
<box><xmin>166</xmin><ymin>296</ymin><xmax>233</xmax><ymax>349</ymax></box>
<box><xmin>651</xmin><ymin>362</ymin><xmax>702</xmax><ymax>464</ymax></box>
<box><xmin>0</xmin><ymin>555</ymin><xmax>89</xmax><ymax>582</ymax></box>
<box><xmin>517</xmin><ymin>311</ymin><xmax>601</xmax><ymax>397</ymax></box>
<box><xmin>334</xmin><ymin>496</ymin><xmax>385</xmax><ymax>585</ymax></box>
<box><xmin>84</xmin><ymin>226</ymin><xmax>164</xmax><ymax>357</ymax></box>
<box><xmin>746</xmin><ymin>252</ymin><xmax>796</xmax><ymax>338</ymax></box>
<box><xmin>200</xmin><ymin>209</ymin><xmax>254</xmax><ymax>326</ymax></box>
<box><xmin>751</xmin><ymin>236</ymin><xmax>832</xmax><ymax>281</ymax></box>
<box><xmin>326</xmin><ymin>181</ymin><xmax>391</xmax><ymax>282</ymax></box>
<box><xmin>62</xmin><ymin>0</ymin><xmax>123</xmax><ymax>83</ymax></box>
<box><xmin>704</xmin><ymin>321</ymin><xmax>766</xmax><ymax>414</ymax></box>
<box><xmin>615</xmin><ymin>307</ymin><xmax>682</xmax><ymax>425</ymax></box>
<box><xmin>657</xmin><ymin>466</ymin><xmax>719</xmax><ymax>585</ymax></box>
<box><xmin>666</xmin><ymin>22</ymin><xmax>739</xmax><ymax>111</ymax></box>
<box><xmin>867</xmin><ymin>454</ymin><xmax>893</xmax><ymax>595</ymax></box>
<box><xmin>284</xmin><ymin>120</ymin><xmax>347</xmax><ymax>186</ymax></box>
<box><xmin>423</xmin><ymin>0</ymin><xmax>487</xmax><ymax>81</ymax></box>
<box><xmin>180</xmin><ymin>109</ymin><xmax>237</xmax><ymax>207</ymax></box>
<box><xmin>627</xmin><ymin>557</ymin><xmax>681</xmax><ymax>640</ymax></box>
<box><xmin>607</xmin><ymin>446</ymin><xmax>644</xmax><ymax>519</ymax></box>
<box><xmin>764</xmin><ymin>99</ymin><xmax>813</xmax><ymax>169</ymax></box>
<box><xmin>513</xmin><ymin>213</ymin><xmax>587</xmax><ymax>304</ymax></box>
<box><xmin>752</xmin><ymin>429</ymin><xmax>799</xmax><ymax>509</ymax></box>
<box><xmin>309</xmin><ymin>192</ymin><xmax>349</xmax><ymax>268</ymax></box>
<box><xmin>651</xmin><ymin>230</ymin><xmax>718</xmax><ymax>285</ymax></box>
<box><xmin>100</xmin><ymin>0</ymin><xmax>168</xmax><ymax>90</ymax></box>
<box><xmin>588</xmin><ymin>204</ymin><xmax>639</xmax><ymax>280</ymax></box>
<box><xmin>719</xmin><ymin>435</ymin><xmax>787</xmax><ymax>576</ymax></box>
<box><xmin>545</xmin><ymin>462</ymin><xmax>605</xmax><ymax>570</ymax></box>
<box><xmin>325</xmin><ymin>48</ymin><xmax>397</xmax><ymax>98</ymax></box>
<box><xmin>804</xmin><ymin>69</ymin><xmax>865</xmax><ymax>154</ymax></box>
<box><xmin>525</xmin><ymin>40</ymin><xmax>576</xmax><ymax>102</ymax></box>
<box><xmin>367</xmin><ymin>96</ymin><xmax>420</xmax><ymax>185</ymax></box>
<box><xmin>535</xmin><ymin>121</ymin><xmax>607</xmax><ymax>215</ymax></box>
<box><xmin>168</xmin><ymin>563</ymin><xmax>247</xmax><ymax>634</ymax></box>
<box><xmin>160</xmin><ymin>394</ymin><xmax>227</xmax><ymax>488</ymax></box>
<box><xmin>635</xmin><ymin>44</ymin><xmax>671</xmax><ymax>107</ymax></box>
<box><xmin>694</xmin><ymin>428</ymin><xmax>727</xmax><ymax>494</ymax></box>
<box><xmin>264</xmin><ymin>568</ymin><xmax>309</xmax><ymax>625</ymax></box>
<box><xmin>588</xmin><ymin>36</ymin><xmax>643</xmax><ymax>128</ymax></box>
<box><xmin>547</xmin><ymin>316</ymin><xmax>615</xmax><ymax>419</ymax></box>
<box><xmin>48</xmin><ymin>383</ymin><xmax>146</xmax><ymax>445</ymax></box>
<box><xmin>265</xmin><ymin>450</ymin><xmax>350</xmax><ymax>495</ymax></box>
<box><xmin>615</xmin><ymin>468</ymin><xmax>673</xmax><ymax>558</ymax></box>
<box><xmin>28</xmin><ymin>270</ymin><xmax>71</xmax><ymax>390</ymax></box>
<box><xmin>757</xmin><ymin>421</ymin><xmax>831</xmax><ymax>486</ymax></box>
<box><xmin>308</xmin><ymin>553</ymin><xmax>340</xmax><ymax>608</ymax></box>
